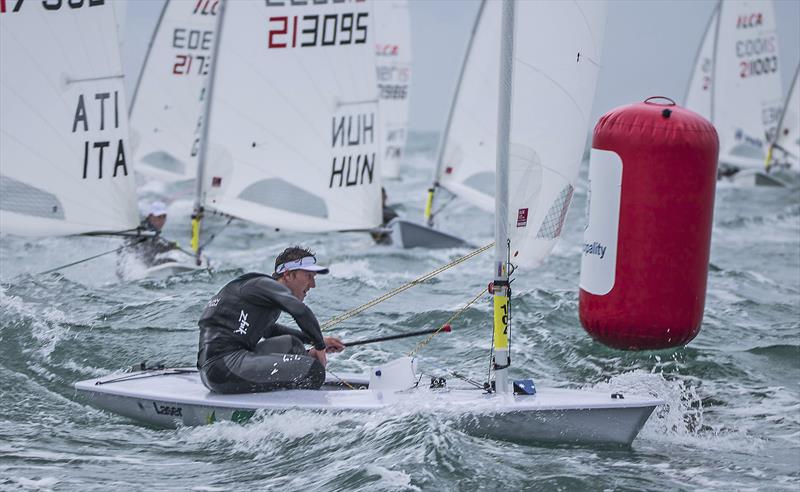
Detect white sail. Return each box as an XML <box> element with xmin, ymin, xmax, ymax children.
<box><xmin>506</xmin><ymin>0</ymin><xmax>608</xmax><ymax>269</ymax></box>
<box><xmin>129</xmin><ymin>0</ymin><xmax>218</xmax><ymax>183</ymax></box>
<box><xmin>712</xmin><ymin>0</ymin><xmax>784</xmax><ymax>169</ymax></box>
<box><xmin>436</xmin><ymin>0</ymin><xmax>501</xmax><ymax>213</ymax></box>
<box><xmin>769</xmin><ymin>63</ymin><xmax>800</xmax><ymax>169</ymax></box>
<box><xmin>374</xmin><ymin>0</ymin><xmax>412</xmax><ymax>179</ymax></box>
<box><xmin>0</xmin><ymin>2</ymin><xmax>139</xmax><ymax>236</ymax></box>
<box><xmin>684</xmin><ymin>1</ymin><xmax>719</xmax><ymax>120</ymax></box>
<box><xmin>199</xmin><ymin>0</ymin><xmax>381</xmax><ymax>232</ymax></box>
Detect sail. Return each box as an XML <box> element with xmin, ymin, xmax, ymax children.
<box><xmin>199</xmin><ymin>0</ymin><xmax>381</xmax><ymax>232</ymax></box>
<box><xmin>684</xmin><ymin>2</ymin><xmax>719</xmax><ymax>119</ymax></box>
<box><xmin>0</xmin><ymin>1</ymin><xmax>139</xmax><ymax>236</ymax></box>
<box><xmin>374</xmin><ymin>0</ymin><xmax>412</xmax><ymax>179</ymax></box>
<box><xmin>713</xmin><ymin>0</ymin><xmax>783</xmax><ymax>169</ymax></box>
<box><xmin>769</xmin><ymin>64</ymin><xmax>800</xmax><ymax>169</ymax></box>
<box><xmin>129</xmin><ymin>0</ymin><xmax>219</xmax><ymax>183</ymax></box>
<box><xmin>506</xmin><ymin>0</ymin><xmax>608</xmax><ymax>269</ymax></box>
<box><xmin>436</xmin><ymin>0</ymin><xmax>501</xmax><ymax>213</ymax></box>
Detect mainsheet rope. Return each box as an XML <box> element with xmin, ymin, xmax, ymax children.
<box><xmin>320</xmin><ymin>242</ymin><xmax>494</xmax><ymax>331</ymax></box>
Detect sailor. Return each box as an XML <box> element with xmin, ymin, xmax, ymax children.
<box><xmin>371</xmin><ymin>187</ymin><xmax>399</xmax><ymax>245</ymax></box>
<box><xmin>124</xmin><ymin>201</ymin><xmax>180</xmax><ymax>267</ymax></box>
<box><xmin>197</xmin><ymin>246</ymin><xmax>345</xmax><ymax>394</ymax></box>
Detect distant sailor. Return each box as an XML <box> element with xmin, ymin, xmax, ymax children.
<box><xmin>123</xmin><ymin>201</ymin><xmax>180</xmax><ymax>268</ymax></box>
<box><xmin>197</xmin><ymin>246</ymin><xmax>345</xmax><ymax>394</ymax></box>
<box><xmin>371</xmin><ymin>187</ymin><xmax>399</xmax><ymax>245</ymax></box>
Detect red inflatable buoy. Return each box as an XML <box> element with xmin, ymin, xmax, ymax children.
<box><xmin>579</xmin><ymin>97</ymin><xmax>718</xmax><ymax>350</ymax></box>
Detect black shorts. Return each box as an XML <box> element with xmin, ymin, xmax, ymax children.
<box><xmin>200</xmin><ymin>335</ymin><xmax>325</xmax><ymax>394</ymax></box>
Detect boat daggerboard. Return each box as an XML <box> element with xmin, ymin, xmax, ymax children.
<box><xmin>713</xmin><ymin>0</ymin><xmax>783</xmax><ymax>170</ymax></box>
<box><xmin>506</xmin><ymin>0</ymin><xmax>608</xmax><ymax>270</ymax></box>
<box><xmin>769</xmin><ymin>64</ymin><xmax>800</xmax><ymax>169</ymax></box>
<box><xmin>199</xmin><ymin>0</ymin><xmax>381</xmax><ymax>232</ymax></box>
<box><xmin>129</xmin><ymin>0</ymin><xmax>219</xmax><ymax>183</ymax></box>
<box><xmin>374</xmin><ymin>0</ymin><xmax>411</xmax><ymax>180</ymax></box>
<box><xmin>436</xmin><ymin>0</ymin><xmax>501</xmax><ymax>213</ymax></box>
<box><xmin>0</xmin><ymin>1</ymin><xmax>139</xmax><ymax>237</ymax></box>
<box><xmin>684</xmin><ymin>1</ymin><xmax>720</xmax><ymax>120</ymax></box>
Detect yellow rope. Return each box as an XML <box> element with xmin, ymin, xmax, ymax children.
<box><xmin>325</xmin><ymin>369</ymin><xmax>357</xmax><ymax>390</ymax></box>
<box><xmin>321</xmin><ymin>242</ymin><xmax>494</xmax><ymax>331</ymax></box>
<box><xmin>407</xmin><ymin>285</ymin><xmax>489</xmax><ymax>357</ymax></box>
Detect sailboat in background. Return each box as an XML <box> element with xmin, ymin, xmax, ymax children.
<box><xmin>374</xmin><ymin>0</ymin><xmax>412</xmax><ymax>180</ymax></box>
<box><xmin>425</xmin><ymin>0</ymin><xmax>499</xmax><ymax>221</ymax></box>
<box><xmin>129</xmin><ymin>0</ymin><xmax>218</xmax><ymax>184</ymax></box>
<box><xmin>684</xmin><ymin>0</ymin><xmax>787</xmax><ymax>186</ymax></box>
<box><xmin>76</xmin><ymin>0</ymin><xmax>662</xmax><ymax>447</ymax></box>
<box><xmin>190</xmin><ymin>0</ymin><xmax>382</xmax><ymax>259</ymax></box>
<box><xmin>0</xmin><ymin>1</ymin><xmax>139</xmax><ymax>237</ymax></box>
<box><xmin>765</xmin><ymin>63</ymin><xmax>800</xmax><ymax>177</ymax></box>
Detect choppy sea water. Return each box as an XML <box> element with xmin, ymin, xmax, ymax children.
<box><xmin>1</xmin><ymin>132</ymin><xmax>798</xmax><ymax>491</ymax></box>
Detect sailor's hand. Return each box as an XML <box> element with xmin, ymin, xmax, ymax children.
<box><xmin>308</xmin><ymin>347</ymin><xmax>327</xmax><ymax>367</ymax></box>
<box><xmin>323</xmin><ymin>336</ymin><xmax>345</xmax><ymax>353</ymax></box>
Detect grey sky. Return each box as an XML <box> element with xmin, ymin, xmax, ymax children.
<box><xmin>123</xmin><ymin>0</ymin><xmax>800</xmax><ymax>133</ymax></box>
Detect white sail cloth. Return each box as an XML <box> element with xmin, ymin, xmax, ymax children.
<box><xmin>129</xmin><ymin>0</ymin><xmax>219</xmax><ymax>183</ymax></box>
<box><xmin>200</xmin><ymin>0</ymin><xmax>381</xmax><ymax>232</ymax></box>
<box><xmin>769</xmin><ymin>64</ymin><xmax>800</xmax><ymax>169</ymax></box>
<box><xmin>685</xmin><ymin>0</ymin><xmax>784</xmax><ymax>170</ymax></box>
<box><xmin>374</xmin><ymin>0</ymin><xmax>412</xmax><ymax>180</ymax></box>
<box><xmin>0</xmin><ymin>2</ymin><xmax>139</xmax><ymax>236</ymax></box>
<box><xmin>505</xmin><ymin>0</ymin><xmax>608</xmax><ymax>269</ymax></box>
<box><xmin>437</xmin><ymin>0</ymin><xmax>501</xmax><ymax>213</ymax></box>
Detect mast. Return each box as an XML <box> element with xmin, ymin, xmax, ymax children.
<box><xmin>766</xmin><ymin>63</ymin><xmax>800</xmax><ymax>170</ymax></box>
<box><xmin>191</xmin><ymin>0</ymin><xmax>226</xmax><ymax>261</ymax></box>
<box><xmin>129</xmin><ymin>0</ymin><xmax>170</xmax><ymax>112</ymax></box>
<box><xmin>682</xmin><ymin>0</ymin><xmax>720</xmax><ymax>108</ymax></box>
<box><xmin>492</xmin><ymin>0</ymin><xmax>514</xmax><ymax>394</ymax></box>
<box><xmin>425</xmin><ymin>0</ymin><xmax>487</xmax><ymax>226</ymax></box>
<box><xmin>709</xmin><ymin>0</ymin><xmax>722</xmax><ymax>124</ymax></box>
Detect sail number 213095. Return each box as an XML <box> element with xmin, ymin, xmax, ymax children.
<box><xmin>268</xmin><ymin>13</ymin><xmax>368</xmax><ymax>48</ymax></box>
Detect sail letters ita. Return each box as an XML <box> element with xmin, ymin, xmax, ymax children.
<box><xmin>72</xmin><ymin>91</ymin><xmax>128</xmax><ymax>180</ymax></box>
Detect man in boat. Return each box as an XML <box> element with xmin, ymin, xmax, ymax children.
<box><xmin>371</xmin><ymin>187</ymin><xmax>399</xmax><ymax>245</ymax></box>
<box><xmin>197</xmin><ymin>246</ymin><xmax>345</xmax><ymax>394</ymax></box>
<box><xmin>123</xmin><ymin>201</ymin><xmax>181</xmax><ymax>267</ymax></box>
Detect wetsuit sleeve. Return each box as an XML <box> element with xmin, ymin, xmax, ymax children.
<box><xmin>244</xmin><ymin>279</ymin><xmax>326</xmax><ymax>350</ymax></box>
<box><xmin>271</xmin><ymin>323</ymin><xmax>313</xmax><ymax>344</ymax></box>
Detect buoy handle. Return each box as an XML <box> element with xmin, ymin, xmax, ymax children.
<box><xmin>644</xmin><ymin>96</ymin><xmax>677</xmax><ymax>106</ymax></box>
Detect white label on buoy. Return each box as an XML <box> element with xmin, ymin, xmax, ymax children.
<box><xmin>580</xmin><ymin>149</ymin><xmax>622</xmax><ymax>295</ymax></box>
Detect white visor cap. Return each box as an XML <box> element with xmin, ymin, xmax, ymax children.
<box><xmin>148</xmin><ymin>201</ymin><xmax>168</xmax><ymax>217</ymax></box>
<box><xmin>275</xmin><ymin>256</ymin><xmax>329</xmax><ymax>275</ymax></box>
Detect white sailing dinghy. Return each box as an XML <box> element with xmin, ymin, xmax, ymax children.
<box><xmin>374</xmin><ymin>0</ymin><xmax>412</xmax><ymax>180</ymax></box>
<box><xmin>764</xmin><ymin>63</ymin><xmax>800</xmax><ymax>184</ymax></box>
<box><xmin>0</xmin><ymin>2</ymin><xmax>139</xmax><ymax>237</ymax></box>
<box><xmin>76</xmin><ymin>1</ymin><xmax>663</xmax><ymax>447</ymax></box>
<box><xmin>183</xmin><ymin>0</ymin><xmax>382</xmax><ymax>260</ymax></box>
<box><xmin>684</xmin><ymin>0</ymin><xmax>786</xmax><ymax>186</ymax></box>
<box><xmin>129</xmin><ymin>0</ymin><xmax>218</xmax><ymax>184</ymax></box>
<box><xmin>397</xmin><ymin>0</ymin><xmax>502</xmax><ymax>250</ymax></box>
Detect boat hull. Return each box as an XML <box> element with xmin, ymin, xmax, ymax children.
<box><xmin>75</xmin><ymin>368</ymin><xmax>661</xmax><ymax>446</ymax></box>
<box><xmin>388</xmin><ymin>218</ymin><xmax>472</xmax><ymax>249</ymax></box>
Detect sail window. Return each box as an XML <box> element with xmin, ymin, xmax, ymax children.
<box><xmin>536</xmin><ymin>185</ymin><xmax>573</xmax><ymax>239</ymax></box>
<box><xmin>237</xmin><ymin>178</ymin><xmax>329</xmax><ymax>219</ymax></box>
<box><xmin>0</xmin><ymin>175</ymin><xmax>65</xmax><ymax>219</ymax></box>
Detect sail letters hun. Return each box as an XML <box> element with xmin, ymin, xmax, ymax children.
<box><xmin>330</xmin><ymin>110</ymin><xmax>377</xmax><ymax>189</ymax></box>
